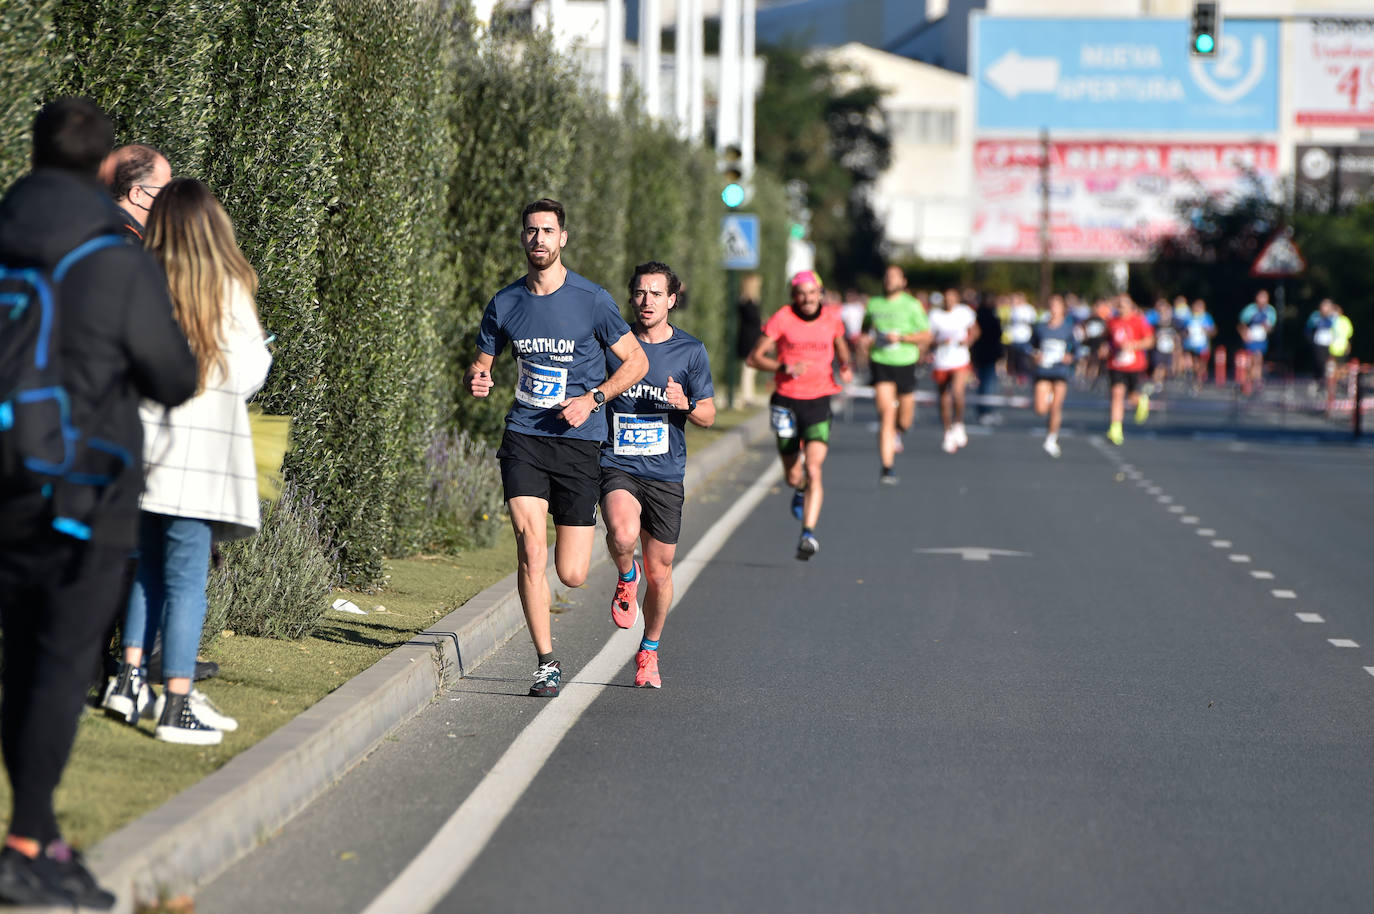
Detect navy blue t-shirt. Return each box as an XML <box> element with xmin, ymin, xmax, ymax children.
<box><xmin>600</xmin><ymin>327</ymin><xmax>714</xmax><ymax>483</ymax></box>
<box><xmin>1030</xmin><ymin>318</ymin><xmax>1077</xmax><ymax>380</ymax></box>
<box><xmin>475</xmin><ymin>270</ymin><xmax>631</xmax><ymax>442</ymax></box>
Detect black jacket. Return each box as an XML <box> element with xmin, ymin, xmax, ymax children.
<box><xmin>0</xmin><ymin>169</ymin><xmax>197</xmax><ymax>547</ymax></box>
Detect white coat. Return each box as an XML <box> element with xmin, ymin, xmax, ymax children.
<box><xmin>139</xmin><ymin>278</ymin><xmax>273</xmax><ymax>541</ymax></box>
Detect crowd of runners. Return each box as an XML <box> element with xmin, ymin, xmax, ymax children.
<box><xmin>463</xmin><ymin>201</ymin><xmax>1358</xmax><ymax>699</ymax></box>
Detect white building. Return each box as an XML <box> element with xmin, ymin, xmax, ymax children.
<box><xmin>826</xmin><ymin>43</ymin><xmax>973</xmax><ymax>260</ymax></box>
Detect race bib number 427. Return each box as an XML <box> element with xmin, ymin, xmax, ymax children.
<box><xmin>515</xmin><ymin>358</ymin><xmax>568</xmax><ymax>408</ymax></box>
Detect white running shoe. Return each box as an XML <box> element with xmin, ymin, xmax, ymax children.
<box><xmin>941</xmin><ymin>432</ymin><xmax>958</xmax><ymax>454</ymax></box>
<box><xmin>154</xmin><ymin>688</ymin><xmax>238</xmax><ymax>732</ymax></box>
<box><xmin>951</xmin><ymin>423</ymin><xmax>968</xmax><ymax>448</ymax></box>
<box><xmin>1043</xmin><ymin>438</ymin><xmax>1061</xmax><ymax>458</ymax></box>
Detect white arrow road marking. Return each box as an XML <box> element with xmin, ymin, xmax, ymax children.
<box><xmin>986</xmin><ymin>49</ymin><xmax>1061</xmax><ymax>99</ymax></box>
<box><xmin>916</xmin><ymin>547</ymin><xmax>1032</xmax><ymax>562</ymax></box>
<box><xmin>359</xmin><ymin>461</ymin><xmax>784</xmax><ymax>914</ymax></box>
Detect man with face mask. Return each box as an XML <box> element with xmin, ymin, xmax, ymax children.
<box><xmin>747</xmin><ymin>270</ymin><xmax>853</xmax><ymax>560</ymax></box>
<box><xmin>599</xmin><ymin>262</ymin><xmax>715</xmax><ymax>689</ymax></box>
<box><xmin>99</xmin><ymin>144</ymin><xmax>171</xmax><ymax>240</ymax></box>
<box><xmin>464</xmin><ymin>198</ymin><xmax>648</xmax><ymax>698</ymax></box>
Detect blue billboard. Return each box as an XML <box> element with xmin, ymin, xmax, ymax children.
<box><xmin>972</xmin><ymin>16</ymin><xmax>1279</xmax><ymax>134</ymax></box>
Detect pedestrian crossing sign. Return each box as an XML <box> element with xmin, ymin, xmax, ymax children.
<box><xmin>1251</xmin><ymin>231</ymin><xmax>1306</xmax><ymax>278</ymax></box>
<box><xmin>721</xmin><ymin>214</ymin><xmax>760</xmax><ymax>270</ymax></box>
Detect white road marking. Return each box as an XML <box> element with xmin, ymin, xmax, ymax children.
<box><xmin>1251</xmin><ymin>571</ymin><xmax>1275</xmax><ymax>580</ymax></box>
<box><xmin>358</xmin><ymin>461</ymin><xmax>784</xmax><ymax>914</ymax></box>
<box><xmin>1272</xmin><ymin>589</ymin><xmax>1297</xmax><ymax>599</ymax></box>
<box><xmin>1365</xmin><ymin>667</ymin><xmax>1374</xmax><ymax>678</ymax></box>
<box><xmin>1211</xmin><ymin>540</ymin><xmax>1233</xmax><ymax>548</ymax></box>
<box><xmin>1296</xmin><ymin>613</ymin><xmax>1324</xmax><ymax>623</ymax></box>
<box><xmin>1329</xmin><ymin>639</ymin><xmax>1359</xmax><ymax>648</ymax></box>
<box><xmin>1168</xmin><ymin>506</ymin><xmax>1186</xmax><ymax>514</ymax></box>
<box><xmin>1146</xmin><ymin>487</ymin><xmax>1162</xmax><ymax>495</ymax></box>
<box><xmin>916</xmin><ymin>547</ymin><xmax>1032</xmax><ymax>562</ymax></box>
<box><xmin>1157</xmin><ymin>495</ymin><xmax>1174</xmax><ymax>504</ymax></box>
<box><xmin>1197</xmin><ymin>528</ymin><xmax>1216</xmax><ymax>536</ymax></box>
<box><xmin>1181</xmin><ymin>516</ymin><xmax>1199</xmax><ymax>524</ymax></box>
<box><xmin>1228</xmin><ymin>554</ymin><xmax>1251</xmax><ymax>563</ymax></box>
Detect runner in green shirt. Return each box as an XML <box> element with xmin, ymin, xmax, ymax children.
<box><xmin>865</xmin><ymin>265</ymin><xmax>931</xmax><ymax>484</ymax></box>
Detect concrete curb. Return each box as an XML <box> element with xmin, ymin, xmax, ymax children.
<box><xmin>85</xmin><ymin>408</ymin><xmax>771</xmax><ymax>912</ymax></box>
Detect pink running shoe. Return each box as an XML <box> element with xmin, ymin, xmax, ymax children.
<box><xmin>611</xmin><ymin>560</ymin><xmax>641</xmax><ymax>629</ymax></box>
<box><xmin>634</xmin><ymin>649</ymin><xmax>661</xmax><ymax>688</ymax></box>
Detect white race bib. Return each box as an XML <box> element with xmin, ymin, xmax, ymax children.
<box><xmin>1314</xmin><ymin>328</ymin><xmax>1334</xmax><ymax>347</ymax></box>
<box><xmin>770</xmin><ymin>405</ymin><xmax>797</xmax><ymax>439</ymax></box>
<box><xmin>1156</xmin><ymin>333</ymin><xmax>1175</xmax><ymax>354</ymax></box>
<box><xmin>1188</xmin><ymin>326</ymin><xmax>1208</xmax><ymax>348</ymax></box>
<box><xmin>1247</xmin><ymin>324</ymin><xmax>1268</xmax><ymax>343</ymax></box>
<box><xmin>515</xmin><ymin>358</ymin><xmax>568</xmax><ymax>408</ymax></box>
<box><xmin>1112</xmin><ymin>348</ymin><xmax>1135</xmax><ymax>368</ymax></box>
<box><xmin>613</xmin><ymin>413</ymin><xmax>669</xmax><ymax>457</ymax></box>
<box><xmin>1010</xmin><ymin>324</ymin><xmax>1033</xmax><ymax>344</ymax></box>
<box><xmin>1039</xmin><ymin>339</ymin><xmax>1067</xmax><ymax>368</ymax></box>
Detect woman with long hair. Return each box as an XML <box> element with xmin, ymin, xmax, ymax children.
<box><xmin>101</xmin><ymin>178</ymin><xmax>271</xmax><ymax>744</ymax></box>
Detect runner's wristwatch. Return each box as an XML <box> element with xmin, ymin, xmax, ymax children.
<box><xmin>589</xmin><ymin>388</ymin><xmax>605</xmax><ymax>412</ymax></box>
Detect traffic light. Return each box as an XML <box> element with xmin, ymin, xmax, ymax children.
<box><xmin>720</xmin><ymin>144</ymin><xmax>745</xmax><ymax>208</ymax></box>
<box><xmin>1190</xmin><ymin>1</ymin><xmax>1220</xmax><ymax>57</ymax></box>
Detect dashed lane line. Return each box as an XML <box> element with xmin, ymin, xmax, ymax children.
<box><xmin>1211</xmin><ymin>540</ymin><xmax>1233</xmax><ymax>548</ymax></box>
<box><xmin>1229</xmin><ymin>554</ymin><xmax>1251</xmax><ymax>563</ymax></box>
<box><xmin>1296</xmin><ymin>613</ymin><xmax>1325</xmax><ymax>623</ymax></box>
<box><xmin>1197</xmin><ymin>528</ymin><xmax>1217</xmax><ymax>537</ymax></box>
<box><xmin>1329</xmin><ymin>639</ymin><xmax>1360</xmax><ymax>648</ymax></box>
<box><xmin>1272</xmin><ymin>589</ymin><xmax>1297</xmax><ymax>599</ymax></box>
<box><xmin>1251</xmin><ymin>571</ymin><xmax>1275</xmax><ymax>580</ymax></box>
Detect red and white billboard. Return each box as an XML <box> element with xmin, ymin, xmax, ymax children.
<box><xmin>972</xmin><ymin>139</ymin><xmax>1280</xmax><ymax>261</ymax></box>
<box><xmin>1294</xmin><ymin>18</ymin><xmax>1374</xmax><ymax>128</ymax></box>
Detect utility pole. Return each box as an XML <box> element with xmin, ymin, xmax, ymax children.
<box><xmin>603</xmin><ymin>0</ymin><xmax>623</xmax><ymax>107</ymax></box>
<box><xmin>687</xmin><ymin>0</ymin><xmax>705</xmax><ymax>141</ymax></box>
<box><xmin>717</xmin><ymin>0</ymin><xmax>742</xmax><ymax>152</ymax></box>
<box><xmin>674</xmin><ymin>0</ymin><xmax>692</xmax><ymax>137</ymax></box>
<box><xmin>740</xmin><ymin>0</ymin><xmax>756</xmax><ymax>175</ymax></box>
<box><xmin>639</xmin><ymin>0</ymin><xmax>662</xmax><ymax>119</ymax></box>
<box><xmin>1038</xmin><ymin>127</ymin><xmax>1053</xmax><ymax>308</ymax></box>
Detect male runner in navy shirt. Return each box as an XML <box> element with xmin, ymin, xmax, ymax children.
<box><xmin>464</xmin><ymin>199</ymin><xmax>648</xmax><ymax>697</ymax></box>
<box><xmin>599</xmin><ymin>262</ymin><xmax>715</xmax><ymax>689</ymax></box>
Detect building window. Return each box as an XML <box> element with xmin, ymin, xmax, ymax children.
<box><xmin>889</xmin><ymin>108</ymin><xmax>956</xmax><ymax>146</ymax></box>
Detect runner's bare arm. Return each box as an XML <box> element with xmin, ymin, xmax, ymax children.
<box><xmin>746</xmin><ymin>334</ymin><xmax>781</xmax><ymax>372</ymax></box>
<box><xmin>558</xmin><ymin>331</ymin><xmax>648</xmax><ymax>428</ymax></box>
<box><xmin>665</xmin><ymin>375</ymin><xmax>716</xmax><ymax>428</ymax></box>
<box><xmin>833</xmin><ymin>334</ymin><xmax>854</xmax><ymax>384</ymax></box>
<box><xmin>464</xmin><ymin>352</ymin><xmax>495</xmax><ymax>398</ymax></box>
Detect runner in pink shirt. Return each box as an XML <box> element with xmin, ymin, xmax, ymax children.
<box><xmin>747</xmin><ymin>271</ymin><xmax>853</xmax><ymax>560</ymax></box>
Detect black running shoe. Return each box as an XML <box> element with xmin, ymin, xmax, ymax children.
<box><xmin>880</xmin><ymin>467</ymin><xmax>899</xmax><ymax>485</ymax></box>
<box><xmin>796</xmin><ymin>531</ymin><xmax>819</xmax><ymax>561</ymax></box>
<box><xmin>0</xmin><ymin>844</ymin><xmax>115</xmax><ymax>910</ymax></box>
<box><xmin>529</xmin><ymin>660</ymin><xmax>562</xmax><ymax>698</ymax></box>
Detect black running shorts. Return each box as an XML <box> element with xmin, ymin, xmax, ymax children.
<box><xmin>869</xmin><ymin>361</ymin><xmax>918</xmax><ymax>395</ymax></box>
<box><xmin>599</xmin><ymin>466</ymin><xmax>685</xmax><ymax>545</ymax></box>
<box><xmin>1108</xmin><ymin>370</ymin><xmax>1142</xmax><ymax>394</ymax></box>
<box><xmin>497</xmin><ymin>429</ymin><xmax>601</xmax><ymax>526</ymax></box>
<box><xmin>770</xmin><ymin>392</ymin><xmax>832</xmax><ymax>454</ymax></box>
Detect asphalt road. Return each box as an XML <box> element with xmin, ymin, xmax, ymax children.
<box><xmin>197</xmin><ymin>394</ymin><xmax>1374</xmax><ymax>914</ymax></box>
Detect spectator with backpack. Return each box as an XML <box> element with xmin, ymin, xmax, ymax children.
<box><xmin>102</xmin><ymin>178</ymin><xmax>271</xmax><ymax>745</ymax></box>
<box><xmin>0</xmin><ymin>98</ymin><xmax>197</xmax><ymax>908</ymax></box>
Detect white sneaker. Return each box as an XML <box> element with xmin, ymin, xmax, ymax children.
<box><xmin>1043</xmin><ymin>438</ymin><xmax>1061</xmax><ymax>458</ymax></box>
<box><xmin>941</xmin><ymin>432</ymin><xmax>958</xmax><ymax>454</ymax></box>
<box><xmin>154</xmin><ymin>688</ymin><xmax>238</xmax><ymax>732</ymax></box>
<box><xmin>951</xmin><ymin>424</ymin><xmax>968</xmax><ymax>448</ymax></box>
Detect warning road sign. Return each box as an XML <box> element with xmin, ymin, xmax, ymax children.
<box><xmin>721</xmin><ymin>214</ymin><xmax>760</xmax><ymax>270</ymax></box>
<box><xmin>1251</xmin><ymin>231</ymin><xmax>1306</xmax><ymax>278</ymax></box>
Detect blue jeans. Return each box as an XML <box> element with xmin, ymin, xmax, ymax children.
<box><xmin>124</xmin><ymin>513</ymin><xmax>212</xmax><ymax>681</ymax></box>
<box><xmin>974</xmin><ymin>361</ymin><xmax>999</xmax><ymax>416</ymax></box>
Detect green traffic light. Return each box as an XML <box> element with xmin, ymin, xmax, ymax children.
<box><xmin>1194</xmin><ymin>33</ymin><xmax>1214</xmax><ymax>54</ymax></box>
<box><xmin>722</xmin><ymin>183</ymin><xmax>745</xmax><ymax>208</ymax></box>
<box><xmin>789</xmin><ymin>222</ymin><xmax>806</xmax><ymax>240</ymax></box>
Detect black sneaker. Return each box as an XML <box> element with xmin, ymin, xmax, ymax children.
<box><xmin>154</xmin><ymin>691</ymin><xmax>223</xmax><ymax>745</ymax></box>
<box><xmin>880</xmin><ymin>467</ymin><xmax>899</xmax><ymax>485</ymax></box>
<box><xmin>529</xmin><ymin>661</ymin><xmax>562</xmax><ymax>698</ymax></box>
<box><xmin>0</xmin><ymin>844</ymin><xmax>115</xmax><ymax>910</ymax></box>
<box><xmin>101</xmin><ymin>661</ymin><xmax>153</xmax><ymax>725</ymax></box>
<box><xmin>796</xmin><ymin>531</ymin><xmax>819</xmax><ymax>561</ymax></box>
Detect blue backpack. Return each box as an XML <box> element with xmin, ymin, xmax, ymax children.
<box><xmin>0</xmin><ymin>233</ymin><xmax>133</xmax><ymax>539</ymax></box>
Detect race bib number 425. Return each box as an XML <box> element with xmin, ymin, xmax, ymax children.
<box><xmin>613</xmin><ymin>413</ymin><xmax>669</xmax><ymax>456</ymax></box>
<box><xmin>515</xmin><ymin>358</ymin><xmax>568</xmax><ymax>408</ymax></box>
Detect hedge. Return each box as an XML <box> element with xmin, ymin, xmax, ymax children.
<box><xmin>2</xmin><ymin>0</ymin><xmax>788</xmax><ymax>587</ymax></box>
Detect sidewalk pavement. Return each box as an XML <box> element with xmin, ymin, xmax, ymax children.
<box><xmin>68</xmin><ymin>409</ymin><xmax>771</xmax><ymax>914</ymax></box>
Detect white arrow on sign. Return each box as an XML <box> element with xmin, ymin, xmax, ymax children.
<box><xmin>916</xmin><ymin>548</ymin><xmax>1032</xmax><ymax>562</ymax></box>
<box><xmin>986</xmin><ymin>50</ymin><xmax>1060</xmax><ymax>99</ymax></box>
